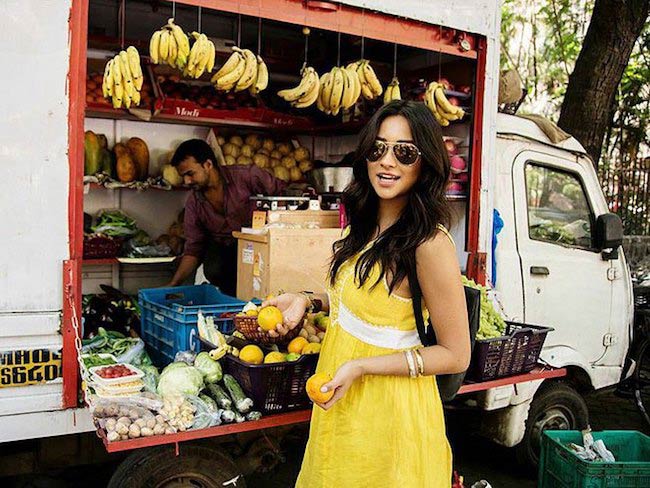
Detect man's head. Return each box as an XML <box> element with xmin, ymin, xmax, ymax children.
<box><xmin>171</xmin><ymin>139</ymin><xmax>221</xmax><ymax>190</ymax></box>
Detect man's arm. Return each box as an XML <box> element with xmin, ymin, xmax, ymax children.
<box><xmin>167</xmin><ymin>254</ymin><xmax>200</xmax><ymax>286</ymax></box>
<box><xmin>248</xmin><ymin>164</ymin><xmax>287</xmax><ymax>195</ymax></box>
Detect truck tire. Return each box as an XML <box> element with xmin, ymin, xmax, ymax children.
<box><xmin>108</xmin><ymin>444</ymin><xmax>246</xmax><ymax>488</ymax></box>
<box><xmin>515</xmin><ymin>382</ymin><xmax>588</xmax><ymax>474</ymax></box>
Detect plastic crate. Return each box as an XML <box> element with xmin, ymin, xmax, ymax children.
<box><xmin>222</xmin><ymin>353</ymin><xmax>319</xmax><ymax>414</ymax></box>
<box><xmin>466</xmin><ymin>321</ymin><xmax>553</xmax><ymax>381</ymax></box>
<box><xmin>539</xmin><ymin>430</ymin><xmax>650</xmax><ymax>487</ymax></box>
<box><xmin>139</xmin><ymin>285</ymin><xmax>247</xmax><ymax>366</ymax></box>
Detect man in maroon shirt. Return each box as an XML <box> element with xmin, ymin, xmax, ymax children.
<box><xmin>166</xmin><ymin>139</ymin><xmax>286</xmax><ymax>295</ymax></box>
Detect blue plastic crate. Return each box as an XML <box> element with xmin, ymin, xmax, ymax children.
<box><xmin>139</xmin><ymin>285</ymin><xmax>247</xmax><ymax>366</ymax></box>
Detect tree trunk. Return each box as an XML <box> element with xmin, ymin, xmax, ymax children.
<box><xmin>558</xmin><ymin>0</ymin><xmax>649</xmax><ymax>166</ymax></box>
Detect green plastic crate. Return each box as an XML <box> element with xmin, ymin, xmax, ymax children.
<box><xmin>539</xmin><ymin>430</ymin><xmax>650</xmax><ymax>488</ymax></box>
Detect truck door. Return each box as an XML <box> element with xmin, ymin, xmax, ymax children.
<box><xmin>512</xmin><ymin>151</ymin><xmax>610</xmax><ymax>363</ymax></box>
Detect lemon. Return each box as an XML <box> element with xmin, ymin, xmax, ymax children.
<box><xmin>245</xmin><ymin>309</ymin><xmax>259</xmax><ymax>317</ymax></box>
<box><xmin>306</xmin><ymin>372</ymin><xmax>333</xmax><ymax>403</ymax></box>
<box><xmin>239</xmin><ymin>345</ymin><xmax>264</xmax><ymax>364</ymax></box>
<box><xmin>264</xmin><ymin>351</ymin><xmax>287</xmax><ymax>364</ymax></box>
<box><xmin>257</xmin><ymin>306</ymin><xmax>283</xmax><ymax>331</ymax></box>
<box><xmin>302</xmin><ymin>343</ymin><xmax>321</xmax><ymax>354</ymax></box>
<box><xmin>288</xmin><ymin>336</ymin><xmax>309</xmax><ymax>354</ymax></box>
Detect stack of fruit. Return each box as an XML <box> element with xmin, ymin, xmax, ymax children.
<box><xmin>424</xmin><ymin>81</ymin><xmax>466</xmax><ymax>126</ymax></box>
<box><xmin>383</xmin><ymin>77</ymin><xmax>402</xmax><ymax>104</ymax></box>
<box><xmin>149</xmin><ymin>19</ymin><xmax>191</xmax><ymax>71</ymax></box>
<box><xmin>444</xmin><ymin>137</ymin><xmax>468</xmax><ymax>195</ymax></box>
<box><xmin>277</xmin><ymin>65</ymin><xmax>321</xmax><ymax>109</ymax></box>
<box><xmin>315</xmin><ymin>65</ymin><xmax>359</xmax><ymax>115</ymax></box>
<box><xmin>211</xmin><ymin>47</ymin><xmax>268</xmax><ymax>95</ymax></box>
<box><xmin>217</xmin><ymin>133</ymin><xmax>312</xmax><ymax>182</ymax></box>
<box><xmin>156</xmin><ymin>74</ymin><xmax>258</xmax><ymax>109</ymax></box>
<box><xmin>101</xmin><ymin>47</ymin><xmax>145</xmax><ymax>109</ymax></box>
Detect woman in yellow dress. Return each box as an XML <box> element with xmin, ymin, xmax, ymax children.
<box><xmin>264</xmin><ymin>100</ymin><xmax>471</xmax><ymax>487</ymax></box>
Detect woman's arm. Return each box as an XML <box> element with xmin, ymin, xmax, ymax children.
<box><xmin>261</xmin><ymin>292</ymin><xmax>330</xmax><ymax>337</ymax></box>
<box><xmin>318</xmin><ymin>233</ymin><xmax>470</xmax><ymax>409</ymax></box>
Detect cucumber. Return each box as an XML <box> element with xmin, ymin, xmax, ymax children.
<box><xmin>207</xmin><ymin>383</ymin><xmax>232</xmax><ymax>410</ymax></box>
<box><xmin>223</xmin><ymin>374</ymin><xmax>253</xmax><ymax>414</ymax></box>
<box><xmin>234</xmin><ymin>412</ymin><xmax>246</xmax><ymax>423</ymax></box>
<box><xmin>199</xmin><ymin>393</ymin><xmax>218</xmax><ymax>412</ymax></box>
<box><xmin>246</xmin><ymin>411</ymin><xmax>262</xmax><ymax>421</ymax></box>
<box><xmin>220</xmin><ymin>409</ymin><xmax>236</xmax><ymax>423</ymax></box>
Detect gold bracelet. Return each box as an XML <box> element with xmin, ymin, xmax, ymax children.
<box><xmin>404</xmin><ymin>350</ymin><xmax>417</xmax><ymax>378</ymax></box>
<box><xmin>414</xmin><ymin>348</ymin><xmax>425</xmax><ymax>377</ymax></box>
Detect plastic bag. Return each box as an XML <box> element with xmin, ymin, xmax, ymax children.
<box><xmin>187</xmin><ymin>395</ymin><xmax>222</xmax><ymax>429</ymax></box>
<box><xmin>115</xmin><ymin>338</ymin><xmax>148</xmax><ymax>365</ymax></box>
<box><xmin>123</xmin><ymin>237</ymin><xmax>172</xmax><ymax>258</ymax></box>
<box><xmin>174</xmin><ymin>350</ymin><xmax>197</xmax><ymax>365</ymax></box>
<box><xmin>91</xmin><ymin>397</ymin><xmax>177</xmax><ymax>441</ymax></box>
<box><xmin>91</xmin><ymin>209</ymin><xmax>139</xmax><ymax>237</ymax></box>
<box><xmin>140</xmin><ymin>364</ymin><xmax>160</xmax><ymax>393</ymax></box>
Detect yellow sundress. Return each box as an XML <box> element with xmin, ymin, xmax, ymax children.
<box><xmin>296</xmin><ymin>230</ymin><xmax>453</xmax><ymax>488</ymax></box>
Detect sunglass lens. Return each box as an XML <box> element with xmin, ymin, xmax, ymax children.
<box><xmin>367</xmin><ymin>141</ymin><xmax>387</xmax><ymax>162</ymax></box>
<box><xmin>394</xmin><ymin>144</ymin><xmax>419</xmax><ymax>165</ymax></box>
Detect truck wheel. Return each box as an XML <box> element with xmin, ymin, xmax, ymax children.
<box><xmin>515</xmin><ymin>382</ymin><xmax>588</xmax><ymax>473</ymax></box>
<box><xmin>108</xmin><ymin>444</ymin><xmax>246</xmax><ymax>488</ymax></box>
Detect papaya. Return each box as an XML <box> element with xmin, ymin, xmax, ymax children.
<box><xmin>126</xmin><ymin>137</ymin><xmax>150</xmax><ymax>180</ymax></box>
<box><xmin>100</xmin><ymin>148</ymin><xmax>113</xmax><ymax>177</ymax></box>
<box><xmin>83</xmin><ymin>131</ymin><xmax>102</xmax><ymax>175</ymax></box>
<box><xmin>162</xmin><ymin>163</ymin><xmax>183</xmax><ymax>186</ymax></box>
<box><xmin>116</xmin><ymin>151</ymin><xmax>137</xmax><ymax>183</ymax></box>
<box><xmin>97</xmin><ymin>133</ymin><xmax>108</xmax><ymax>149</ymax></box>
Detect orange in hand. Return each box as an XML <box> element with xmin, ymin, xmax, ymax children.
<box><xmin>306</xmin><ymin>372</ymin><xmax>334</xmax><ymax>404</ymax></box>
<box><xmin>257</xmin><ymin>306</ymin><xmax>283</xmax><ymax>331</ymax></box>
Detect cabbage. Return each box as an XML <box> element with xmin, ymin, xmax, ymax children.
<box><xmin>157</xmin><ymin>363</ymin><xmax>204</xmax><ymax>397</ymax></box>
<box><xmin>194</xmin><ymin>352</ymin><xmax>223</xmax><ymax>384</ymax></box>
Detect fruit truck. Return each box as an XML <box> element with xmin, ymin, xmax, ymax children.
<box><xmin>0</xmin><ymin>0</ymin><xmax>634</xmax><ymax>483</ymax></box>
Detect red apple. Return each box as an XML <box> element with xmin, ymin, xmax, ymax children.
<box><xmin>438</xmin><ymin>78</ymin><xmax>453</xmax><ymax>91</ymax></box>
<box><xmin>448</xmin><ymin>97</ymin><xmax>460</xmax><ymax>106</ymax></box>
<box><xmin>448</xmin><ymin>182</ymin><xmax>464</xmax><ymax>192</ymax></box>
<box><xmin>444</xmin><ymin>139</ymin><xmax>458</xmax><ymax>155</ymax></box>
<box><xmin>450</xmin><ymin>155</ymin><xmax>467</xmax><ymax>172</ymax></box>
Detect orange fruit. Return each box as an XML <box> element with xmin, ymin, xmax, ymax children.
<box><xmin>288</xmin><ymin>336</ymin><xmax>309</xmax><ymax>354</ymax></box>
<box><xmin>257</xmin><ymin>306</ymin><xmax>283</xmax><ymax>331</ymax></box>
<box><xmin>306</xmin><ymin>372</ymin><xmax>334</xmax><ymax>404</ymax></box>
<box><xmin>264</xmin><ymin>351</ymin><xmax>287</xmax><ymax>364</ymax></box>
<box><xmin>239</xmin><ymin>345</ymin><xmax>264</xmax><ymax>364</ymax></box>
<box><xmin>302</xmin><ymin>343</ymin><xmax>321</xmax><ymax>355</ymax></box>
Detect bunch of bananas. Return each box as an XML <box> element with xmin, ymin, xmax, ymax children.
<box><xmin>424</xmin><ymin>81</ymin><xmax>465</xmax><ymax>126</ymax></box>
<box><xmin>350</xmin><ymin>60</ymin><xmax>383</xmax><ymax>101</ymax></box>
<box><xmin>101</xmin><ymin>46</ymin><xmax>144</xmax><ymax>109</ymax></box>
<box><xmin>277</xmin><ymin>65</ymin><xmax>320</xmax><ymax>108</ymax></box>
<box><xmin>149</xmin><ymin>18</ymin><xmax>191</xmax><ymax>70</ymax></box>
<box><xmin>316</xmin><ymin>65</ymin><xmax>361</xmax><ymax>115</ymax></box>
<box><xmin>383</xmin><ymin>77</ymin><xmax>401</xmax><ymax>104</ymax></box>
<box><xmin>211</xmin><ymin>47</ymin><xmax>268</xmax><ymax>94</ymax></box>
<box><xmin>182</xmin><ymin>32</ymin><xmax>216</xmax><ymax>79</ymax></box>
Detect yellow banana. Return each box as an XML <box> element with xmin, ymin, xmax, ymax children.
<box><xmin>186</xmin><ymin>32</ymin><xmax>201</xmax><ymax>74</ymax></box>
<box><xmin>126</xmin><ymin>47</ymin><xmax>143</xmax><ymax>90</ymax></box>
<box><xmin>345</xmin><ymin>66</ymin><xmax>361</xmax><ymax>107</ymax></box>
<box><xmin>278</xmin><ymin>66</ymin><xmax>317</xmax><ymax>102</ymax></box>
<box><xmin>293</xmin><ymin>71</ymin><xmax>320</xmax><ymax>108</ymax></box>
<box><xmin>235</xmin><ymin>49</ymin><xmax>258</xmax><ymax>91</ymax></box>
<box><xmin>111</xmin><ymin>55</ymin><xmax>122</xmax><ymax>90</ymax></box>
<box><xmin>340</xmin><ymin>67</ymin><xmax>355</xmax><ymax>110</ymax></box>
<box><xmin>118</xmin><ymin>51</ymin><xmax>135</xmax><ymax>98</ymax></box>
<box><xmin>356</xmin><ymin>61</ymin><xmax>375</xmax><ymax>100</ymax></box>
<box><xmin>362</xmin><ymin>60</ymin><xmax>383</xmax><ymax>97</ymax></box>
<box><xmin>102</xmin><ymin>59</ymin><xmax>113</xmax><ymax>98</ymax></box>
<box><xmin>329</xmin><ymin>67</ymin><xmax>344</xmax><ymax>115</ymax></box>
<box><xmin>319</xmin><ymin>70</ymin><xmax>334</xmax><ymax>113</ymax></box>
<box><xmin>434</xmin><ymin>86</ymin><xmax>463</xmax><ymax>118</ymax></box>
<box><xmin>194</xmin><ymin>35</ymin><xmax>211</xmax><ymax>78</ymax></box>
<box><xmin>159</xmin><ymin>30</ymin><xmax>170</xmax><ymax>62</ymax></box>
<box><xmin>317</xmin><ymin>71</ymin><xmax>332</xmax><ymax>113</ymax></box>
<box><xmin>149</xmin><ymin>30</ymin><xmax>161</xmax><ymax>64</ymax></box>
<box><xmin>213</xmin><ymin>53</ymin><xmax>246</xmax><ymax>90</ymax></box>
<box><xmin>167</xmin><ymin>32</ymin><xmax>178</xmax><ymax>68</ymax></box>
<box><xmin>254</xmin><ymin>55</ymin><xmax>268</xmax><ymax>92</ymax></box>
<box><xmin>131</xmin><ymin>89</ymin><xmax>141</xmax><ymax>107</ymax></box>
<box><xmin>212</xmin><ymin>50</ymin><xmax>241</xmax><ymax>82</ymax></box>
<box><xmin>384</xmin><ymin>77</ymin><xmax>401</xmax><ymax>104</ymax></box>
<box><xmin>168</xmin><ymin>19</ymin><xmax>190</xmax><ymax>63</ymax></box>
<box><xmin>425</xmin><ymin>83</ymin><xmax>449</xmax><ymax>126</ymax></box>
<box><xmin>206</xmin><ymin>40</ymin><xmax>216</xmax><ymax>73</ymax></box>
<box><xmin>123</xmin><ymin>91</ymin><xmax>132</xmax><ymax>109</ymax></box>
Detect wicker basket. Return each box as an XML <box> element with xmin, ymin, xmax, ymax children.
<box><xmin>234</xmin><ymin>315</ymin><xmax>300</xmax><ymax>345</ymax></box>
<box><xmin>83</xmin><ymin>235</ymin><xmax>124</xmax><ymax>259</ymax></box>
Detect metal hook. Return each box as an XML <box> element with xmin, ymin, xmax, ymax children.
<box><xmin>393</xmin><ymin>43</ymin><xmax>397</xmax><ymax>79</ymax></box>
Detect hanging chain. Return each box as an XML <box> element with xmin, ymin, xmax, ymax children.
<box><xmin>198</xmin><ymin>6</ymin><xmax>202</xmax><ymax>32</ymax></box>
<box><xmin>360</xmin><ymin>8</ymin><xmax>365</xmax><ymax>60</ymax></box>
<box><xmin>119</xmin><ymin>0</ymin><xmax>126</xmax><ymax>49</ymax></box>
<box><xmin>237</xmin><ymin>14</ymin><xmax>242</xmax><ymax>46</ymax></box>
<box><xmin>437</xmin><ymin>25</ymin><xmax>443</xmax><ymax>83</ymax></box>
<box><xmin>337</xmin><ymin>32</ymin><xmax>341</xmax><ymax>67</ymax></box>
<box><xmin>67</xmin><ymin>267</ymin><xmax>91</xmax><ymax>407</ymax></box>
<box><xmin>257</xmin><ymin>17</ymin><xmax>262</xmax><ymax>55</ymax></box>
<box><xmin>172</xmin><ymin>0</ymin><xmax>176</xmax><ymax>19</ymax></box>
<box><xmin>393</xmin><ymin>43</ymin><xmax>397</xmax><ymax>78</ymax></box>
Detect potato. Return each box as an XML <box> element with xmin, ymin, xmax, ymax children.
<box><xmin>304</xmin><ymin>324</ymin><xmax>317</xmax><ymax>336</ymax></box>
<box><xmin>117</xmin><ymin>416</ymin><xmax>131</xmax><ymax>425</ymax></box>
<box><xmin>240</xmin><ymin>144</ymin><xmax>254</xmax><ymax>158</ymax></box>
<box><xmin>299</xmin><ymin>328</ymin><xmax>309</xmax><ymax>339</ymax></box>
<box><xmin>135</xmin><ymin>418</ymin><xmax>147</xmax><ymax>428</ymax></box>
<box><xmin>270</xmin><ymin>150</ymin><xmax>282</xmax><ymax>160</ymax></box>
<box><xmin>115</xmin><ymin>422</ymin><xmax>130</xmax><ymax>436</ymax></box>
<box><xmin>118</xmin><ymin>406</ymin><xmax>130</xmax><ymax>417</ymax></box>
<box><xmin>153</xmin><ymin>424</ymin><xmax>166</xmax><ymax>435</ymax></box>
<box><xmin>140</xmin><ymin>427</ymin><xmax>154</xmax><ymax>437</ymax></box>
<box><xmin>262</xmin><ymin>138</ymin><xmax>275</xmax><ymax>152</ymax></box>
<box><xmin>245</xmin><ymin>134</ymin><xmax>262</xmax><ymax>150</ymax></box>
<box><xmin>229</xmin><ymin>135</ymin><xmax>244</xmax><ymax>147</ymax></box>
<box><xmin>120</xmin><ymin>434</ymin><xmax>129</xmax><ymax>441</ymax></box>
<box><xmin>294</xmin><ymin>146</ymin><xmax>310</xmax><ymax>162</ymax></box>
<box><xmin>317</xmin><ymin>331</ymin><xmax>326</xmax><ymax>340</ymax></box>
<box><xmin>224</xmin><ymin>155</ymin><xmax>237</xmax><ymax>166</ymax></box>
<box><xmin>281</xmin><ymin>156</ymin><xmax>297</xmax><ymax>168</ymax></box>
<box><xmin>222</xmin><ymin>143</ymin><xmax>241</xmax><ymax>158</ymax></box>
<box><xmin>277</xmin><ymin>142</ymin><xmax>292</xmax><ymax>155</ymax></box>
<box><xmin>128</xmin><ymin>423</ymin><xmax>141</xmax><ymax>438</ymax></box>
<box><xmin>253</xmin><ymin>154</ymin><xmax>270</xmax><ymax>168</ymax></box>
<box><xmin>105</xmin><ymin>418</ymin><xmax>117</xmax><ymax>432</ymax></box>
<box><xmin>106</xmin><ymin>431</ymin><xmax>120</xmax><ymax>442</ymax></box>
<box><xmin>237</xmin><ymin>155</ymin><xmax>253</xmax><ymax>166</ymax></box>
<box><xmin>146</xmin><ymin>417</ymin><xmax>156</xmax><ymax>429</ymax></box>
<box><xmin>308</xmin><ymin>334</ymin><xmax>321</xmax><ymax>343</ymax></box>
<box><xmin>129</xmin><ymin>408</ymin><xmax>142</xmax><ymax>420</ymax></box>
<box><xmin>165</xmin><ymin>427</ymin><xmax>176</xmax><ymax>435</ymax></box>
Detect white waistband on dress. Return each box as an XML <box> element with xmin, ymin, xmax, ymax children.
<box><xmin>337</xmin><ymin>301</ymin><xmax>422</xmax><ymax>349</ymax></box>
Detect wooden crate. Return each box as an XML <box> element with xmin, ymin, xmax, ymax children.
<box><xmin>234</xmin><ymin>227</ymin><xmax>343</xmax><ymax>300</ymax></box>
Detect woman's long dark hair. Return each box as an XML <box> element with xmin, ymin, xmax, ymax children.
<box><xmin>329</xmin><ymin>100</ymin><xmax>452</xmax><ymax>292</ymax></box>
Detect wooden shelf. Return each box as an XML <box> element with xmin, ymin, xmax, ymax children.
<box><xmin>86</xmin><ymin>182</ymin><xmax>189</xmax><ymax>192</ymax></box>
<box><xmin>83</xmin><ymin>257</ymin><xmax>176</xmax><ymax>265</ymax></box>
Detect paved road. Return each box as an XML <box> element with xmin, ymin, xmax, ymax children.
<box><xmin>2</xmin><ymin>386</ymin><xmax>648</xmax><ymax>487</ymax></box>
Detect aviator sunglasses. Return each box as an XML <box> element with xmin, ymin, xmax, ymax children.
<box><xmin>366</xmin><ymin>140</ymin><xmax>422</xmax><ymax>166</ymax></box>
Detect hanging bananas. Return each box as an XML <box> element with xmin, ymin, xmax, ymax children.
<box><xmin>316</xmin><ymin>65</ymin><xmax>362</xmax><ymax>115</ymax></box>
<box><xmin>347</xmin><ymin>60</ymin><xmax>382</xmax><ymax>101</ymax></box>
<box><xmin>211</xmin><ymin>47</ymin><xmax>269</xmax><ymax>94</ymax></box>
<box><xmin>424</xmin><ymin>81</ymin><xmax>465</xmax><ymax>126</ymax></box>
<box><xmin>383</xmin><ymin>77</ymin><xmax>401</xmax><ymax>104</ymax></box>
<box><xmin>101</xmin><ymin>47</ymin><xmax>144</xmax><ymax>109</ymax></box>
<box><xmin>149</xmin><ymin>18</ymin><xmax>191</xmax><ymax>71</ymax></box>
<box><xmin>183</xmin><ymin>32</ymin><xmax>217</xmax><ymax>79</ymax></box>
<box><xmin>277</xmin><ymin>66</ymin><xmax>320</xmax><ymax>108</ymax></box>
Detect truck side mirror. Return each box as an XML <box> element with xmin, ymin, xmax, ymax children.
<box><xmin>595</xmin><ymin>213</ymin><xmax>623</xmax><ymax>259</ymax></box>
